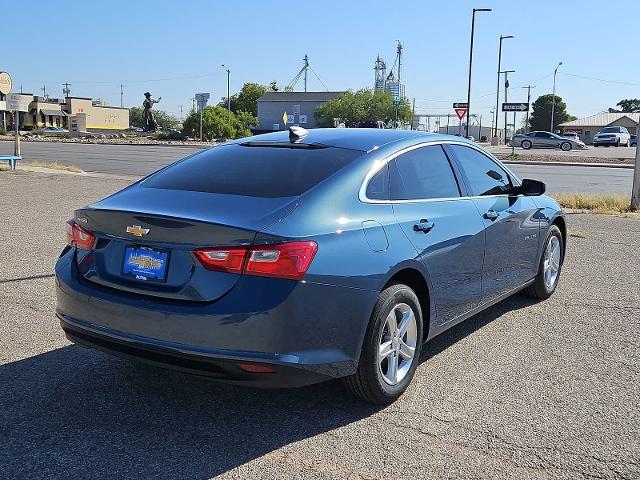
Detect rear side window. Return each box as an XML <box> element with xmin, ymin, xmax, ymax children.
<box><xmin>450</xmin><ymin>145</ymin><xmax>512</xmax><ymax>196</ymax></box>
<box><xmin>366</xmin><ymin>164</ymin><xmax>389</xmax><ymax>200</ymax></box>
<box><xmin>389</xmin><ymin>145</ymin><xmax>460</xmax><ymax>200</ymax></box>
<box><xmin>142</xmin><ymin>143</ymin><xmax>361</xmax><ymax>198</ymax></box>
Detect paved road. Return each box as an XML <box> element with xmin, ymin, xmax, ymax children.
<box><xmin>1</xmin><ymin>172</ymin><xmax>638</xmax><ymax>479</ymax></box>
<box><xmin>0</xmin><ymin>140</ymin><xmax>634</xmax><ymax>194</ymax></box>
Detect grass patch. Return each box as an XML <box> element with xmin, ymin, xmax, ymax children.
<box><xmin>29</xmin><ymin>161</ymin><xmax>82</xmax><ymax>173</ymax></box>
<box><xmin>552</xmin><ymin>192</ymin><xmax>634</xmax><ymax>214</ymax></box>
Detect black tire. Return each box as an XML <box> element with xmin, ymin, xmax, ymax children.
<box><xmin>523</xmin><ymin>225</ymin><xmax>563</xmax><ymax>299</ymax></box>
<box><xmin>521</xmin><ymin>140</ymin><xmax>532</xmax><ymax>150</ymax></box>
<box><xmin>342</xmin><ymin>283</ymin><xmax>423</xmax><ymax>405</ymax></box>
<box><xmin>560</xmin><ymin>142</ymin><xmax>572</xmax><ymax>151</ymax></box>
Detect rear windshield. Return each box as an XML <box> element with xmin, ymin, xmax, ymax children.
<box><xmin>142</xmin><ymin>143</ymin><xmax>361</xmax><ymax>198</ymax></box>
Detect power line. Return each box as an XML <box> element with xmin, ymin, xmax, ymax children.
<box><xmin>560</xmin><ymin>71</ymin><xmax>640</xmax><ymax>87</ymax></box>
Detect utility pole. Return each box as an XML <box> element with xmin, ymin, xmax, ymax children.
<box><xmin>494</xmin><ymin>34</ymin><xmax>514</xmax><ymax>140</ymax></box>
<box><xmin>522</xmin><ymin>85</ymin><xmax>534</xmax><ymax>133</ymax></box>
<box><xmin>397</xmin><ymin>41</ymin><xmax>402</xmax><ymax>83</ymax></box>
<box><xmin>179</xmin><ymin>105</ymin><xmax>183</xmax><ymax>121</ymax></box>
<box><xmin>303</xmin><ymin>55</ymin><xmax>309</xmax><ymax>92</ymax></box>
<box><xmin>41</xmin><ymin>85</ymin><xmax>47</xmax><ymax>99</ymax></box>
<box><xmin>550</xmin><ymin>61</ymin><xmax>563</xmax><ymax>132</ymax></box>
<box><xmin>62</xmin><ymin>82</ymin><xmax>71</xmax><ymax>98</ymax></box>
<box><xmin>412</xmin><ymin>97</ymin><xmax>416</xmax><ymax>130</ymax></box>
<box><xmin>502</xmin><ymin>70</ymin><xmax>515</xmax><ymax>143</ymax></box>
<box><xmin>222</xmin><ymin>64</ymin><xmax>231</xmax><ymax>110</ymax></box>
<box><xmin>466</xmin><ymin>7</ymin><xmax>492</xmax><ymax>138</ymax></box>
<box><xmin>120</xmin><ymin>84</ymin><xmax>124</xmax><ymax>108</ymax></box>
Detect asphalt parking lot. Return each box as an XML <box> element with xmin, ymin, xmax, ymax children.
<box><xmin>1</xmin><ymin>171</ymin><xmax>639</xmax><ymax>479</ymax></box>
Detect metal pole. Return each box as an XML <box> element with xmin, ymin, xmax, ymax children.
<box><xmin>550</xmin><ymin>62</ymin><xmax>562</xmax><ymax>132</ymax></box>
<box><xmin>120</xmin><ymin>84</ymin><xmax>124</xmax><ymax>108</ymax></box>
<box><xmin>478</xmin><ymin>114</ymin><xmax>482</xmax><ymax>140</ymax></box>
<box><xmin>446</xmin><ymin>114</ymin><xmax>450</xmax><ymax>134</ymax></box>
<box><xmin>227</xmin><ymin>70</ymin><xmax>230</xmax><ymax>111</ymax></box>
<box><xmin>465</xmin><ymin>9</ymin><xmax>490</xmax><ymax>138</ymax></box>
<box><xmin>494</xmin><ymin>35</ymin><xmax>513</xmax><ymax>140</ymax></box>
<box><xmin>14</xmin><ymin>110</ymin><xmax>20</xmax><ymax>158</ymax></box>
<box><xmin>199</xmin><ymin>109</ymin><xmax>203</xmax><ymax>142</ymax></box>
<box><xmin>511</xmin><ymin>111</ymin><xmax>516</xmax><ymax>156</ymax></box>
<box><xmin>303</xmin><ymin>55</ymin><xmax>309</xmax><ymax>93</ymax></box>
<box><xmin>632</xmin><ymin>141</ymin><xmax>640</xmax><ymax>209</ymax></box>
<box><xmin>504</xmin><ymin>72</ymin><xmax>508</xmax><ymax>143</ymax></box>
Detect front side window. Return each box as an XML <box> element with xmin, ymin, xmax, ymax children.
<box><xmin>450</xmin><ymin>145</ymin><xmax>512</xmax><ymax>196</ymax></box>
<box><xmin>389</xmin><ymin>145</ymin><xmax>460</xmax><ymax>200</ymax></box>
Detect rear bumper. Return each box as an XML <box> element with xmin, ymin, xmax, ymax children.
<box><xmin>60</xmin><ymin>314</ymin><xmax>329</xmax><ymax>388</ymax></box>
<box><xmin>55</xmin><ymin>248</ymin><xmax>377</xmax><ymax>387</ymax></box>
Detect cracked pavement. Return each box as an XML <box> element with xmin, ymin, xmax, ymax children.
<box><xmin>1</xmin><ymin>171</ymin><xmax>638</xmax><ymax>479</ymax></box>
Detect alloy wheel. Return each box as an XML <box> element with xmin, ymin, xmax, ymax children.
<box><xmin>543</xmin><ymin>236</ymin><xmax>561</xmax><ymax>289</ymax></box>
<box><xmin>378</xmin><ymin>303</ymin><xmax>418</xmax><ymax>385</ymax></box>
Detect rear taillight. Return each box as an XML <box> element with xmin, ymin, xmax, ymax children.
<box><xmin>65</xmin><ymin>219</ymin><xmax>96</xmax><ymax>250</ymax></box>
<box><xmin>194</xmin><ymin>241</ymin><xmax>317</xmax><ymax>281</ymax></box>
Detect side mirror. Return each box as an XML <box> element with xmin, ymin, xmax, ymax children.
<box><xmin>520</xmin><ymin>178</ymin><xmax>546</xmax><ymax>196</ymax></box>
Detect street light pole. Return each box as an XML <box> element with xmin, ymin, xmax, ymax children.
<box><xmin>466</xmin><ymin>7</ymin><xmax>491</xmax><ymax>138</ymax></box>
<box><xmin>221</xmin><ymin>64</ymin><xmax>231</xmax><ymax>111</ymax></box>
<box><xmin>494</xmin><ymin>35</ymin><xmax>514</xmax><ymax>140</ymax></box>
<box><xmin>632</xmin><ymin>138</ymin><xmax>640</xmax><ymax>210</ymax></box>
<box><xmin>550</xmin><ymin>61</ymin><xmax>562</xmax><ymax>132</ymax></box>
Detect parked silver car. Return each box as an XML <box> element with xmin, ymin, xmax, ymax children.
<box><xmin>512</xmin><ymin>131</ymin><xmax>586</xmax><ymax>151</ymax></box>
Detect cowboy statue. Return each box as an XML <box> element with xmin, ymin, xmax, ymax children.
<box><xmin>142</xmin><ymin>92</ymin><xmax>161</xmax><ymax>131</ymax></box>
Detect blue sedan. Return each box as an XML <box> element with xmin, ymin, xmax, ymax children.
<box><xmin>56</xmin><ymin>128</ymin><xmax>566</xmax><ymax>404</ymax></box>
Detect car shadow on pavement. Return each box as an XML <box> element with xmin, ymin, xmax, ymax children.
<box><xmin>1</xmin><ymin>294</ymin><xmax>538</xmax><ymax>478</ymax></box>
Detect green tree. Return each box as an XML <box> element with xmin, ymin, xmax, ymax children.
<box><xmin>235</xmin><ymin>110</ymin><xmax>259</xmax><ymax>134</ymax></box>
<box><xmin>219</xmin><ymin>82</ymin><xmax>266</xmax><ymax>116</ymax></box>
<box><xmin>182</xmin><ymin>106</ymin><xmax>253</xmax><ymax>140</ymax></box>
<box><xmin>129</xmin><ymin>107</ymin><xmax>179</xmax><ymax>129</ymax></box>
<box><xmin>314</xmin><ymin>89</ymin><xmax>412</xmax><ymax>127</ymax></box>
<box><xmin>528</xmin><ymin>94</ymin><xmax>574</xmax><ymax>132</ymax></box>
<box><xmin>129</xmin><ymin>107</ymin><xmax>143</xmax><ymax>127</ymax></box>
<box><xmin>609</xmin><ymin>99</ymin><xmax>640</xmax><ymax>113</ymax></box>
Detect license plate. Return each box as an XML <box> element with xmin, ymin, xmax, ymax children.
<box><xmin>123</xmin><ymin>246</ymin><xmax>169</xmax><ymax>282</ymax></box>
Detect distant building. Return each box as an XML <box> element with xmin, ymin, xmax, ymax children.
<box><xmin>560</xmin><ymin>112</ymin><xmax>639</xmax><ymax>144</ymax></box>
<box><xmin>1</xmin><ymin>95</ymin><xmax>128</xmax><ymax>132</ymax></box>
<box><xmin>256</xmin><ymin>91</ymin><xmax>344</xmax><ymax>131</ymax></box>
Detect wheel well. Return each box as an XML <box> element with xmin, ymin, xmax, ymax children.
<box><xmin>552</xmin><ymin>216</ymin><xmax>567</xmax><ymax>262</ymax></box>
<box><xmin>385</xmin><ymin>268</ymin><xmax>430</xmax><ymax>342</ymax></box>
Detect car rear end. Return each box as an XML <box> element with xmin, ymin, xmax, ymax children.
<box><xmin>55</xmin><ymin>140</ymin><xmax>375</xmax><ymax>387</ymax></box>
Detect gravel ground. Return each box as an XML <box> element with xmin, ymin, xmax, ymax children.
<box><xmin>1</xmin><ymin>171</ymin><xmax>639</xmax><ymax>479</ymax></box>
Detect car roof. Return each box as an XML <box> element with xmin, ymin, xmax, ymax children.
<box><xmin>231</xmin><ymin>128</ymin><xmax>475</xmax><ymax>152</ymax></box>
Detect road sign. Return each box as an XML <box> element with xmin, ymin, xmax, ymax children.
<box><xmin>452</xmin><ymin>102</ymin><xmax>468</xmax><ymax>109</ymax></box>
<box><xmin>502</xmin><ymin>102</ymin><xmax>529</xmax><ymax>112</ymax></box>
<box><xmin>6</xmin><ymin>93</ymin><xmax>30</xmax><ymax>112</ymax></box>
<box><xmin>283</xmin><ymin>112</ymin><xmax>288</xmax><ymax>126</ymax></box>
<box><xmin>0</xmin><ymin>72</ymin><xmax>11</xmax><ymax>95</ymax></box>
<box><xmin>194</xmin><ymin>92</ymin><xmax>210</xmax><ymax>112</ymax></box>
<box><xmin>454</xmin><ymin>108</ymin><xmax>468</xmax><ymax>121</ymax></box>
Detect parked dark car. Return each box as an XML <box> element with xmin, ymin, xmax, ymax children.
<box><xmin>630</xmin><ymin>134</ymin><xmax>637</xmax><ymax>147</ymax></box>
<box><xmin>56</xmin><ymin>128</ymin><xmax>566</xmax><ymax>404</ymax></box>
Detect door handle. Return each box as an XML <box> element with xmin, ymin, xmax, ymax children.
<box><xmin>413</xmin><ymin>219</ymin><xmax>434</xmax><ymax>233</ymax></box>
<box><xmin>484</xmin><ymin>210</ymin><xmax>500</xmax><ymax>221</ymax></box>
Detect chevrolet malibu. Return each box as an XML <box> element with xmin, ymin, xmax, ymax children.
<box><xmin>56</xmin><ymin>128</ymin><xmax>566</xmax><ymax>404</ymax></box>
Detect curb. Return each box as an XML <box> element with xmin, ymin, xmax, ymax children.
<box><xmin>501</xmin><ymin>160</ymin><xmax>634</xmax><ymax>169</ymax></box>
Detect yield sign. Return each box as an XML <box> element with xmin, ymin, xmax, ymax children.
<box><xmin>454</xmin><ymin>108</ymin><xmax>468</xmax><ymax>121</ymax></box>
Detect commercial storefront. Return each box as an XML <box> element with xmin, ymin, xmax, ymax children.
<box><xmin>1</xmin><ymin>95</ymin><xmax>128</xmax><ymax>131</ymax></box>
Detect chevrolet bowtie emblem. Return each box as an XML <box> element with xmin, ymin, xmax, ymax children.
<box><xmin>126</xmin><ymin>225</ymin><xmax>150</xmax><ymax>237</ymax></box>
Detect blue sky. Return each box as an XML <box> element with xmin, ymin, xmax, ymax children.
<box><xmin>3</xmin><ymin>0</ymin><xmax>639</xmax><ymax>122</ymax></box>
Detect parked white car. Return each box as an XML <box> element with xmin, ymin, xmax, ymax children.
<box><xmin>593</xmin><ymin>126</ymin><xmax>631</xmax><ymax>147</ymax></box>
